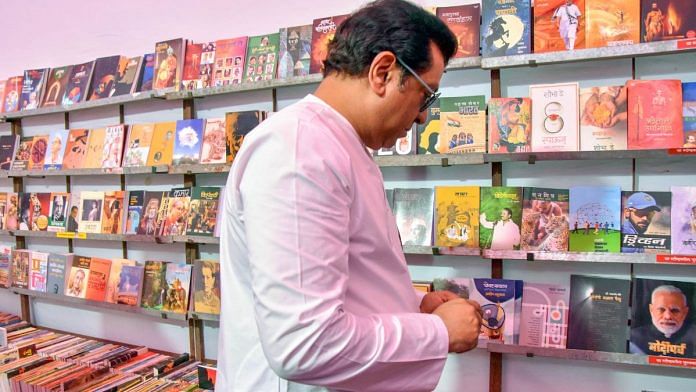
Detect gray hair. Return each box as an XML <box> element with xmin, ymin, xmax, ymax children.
<box><xmin>652</xmin><ymin>285</ymin><xmax>688</xmax><ymax>305</ymax></box>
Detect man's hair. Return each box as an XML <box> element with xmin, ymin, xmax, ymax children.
<box><xmin>652</xmin><ymin>285</ymin><xmax>688</xmax><ymax>305</ymax></box>
<box><xmin>323</xmin><ymin>0</ymin><xmax>457</xmax><ymax>77</ymax></box>
<box><xmin>502</xmin><ymin>208</ymin><xmax>513</xmax><ymax>216</ymax></box>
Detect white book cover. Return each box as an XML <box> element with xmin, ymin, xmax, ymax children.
<box><xmin>530</xmin><ymin>82</ymin><xmax>579</xmax><ymax>152</ymax></box>
<box><xmin>519</xmin><ymin>282</ymin><xmax>569</xmax><ymax>348</ymax></box>
<box><xmin>77</xmin><ymin>191</ymin><xmax>104</xmax><ymax>234</ymax></box>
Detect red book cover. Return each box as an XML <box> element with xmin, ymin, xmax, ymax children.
<box><xmin>534</xmin><ymin>0</ymin><xmax>586</xmax><ymax>53</ymax></box>
<box><xmin>27</xmin><ymin>135</ymin><xmax>49</xmax><ymax>171</ymax></box>
<box><xmin>153</xmin><ymin>38</ymin><xmax>186</xmax><ymax>91</ymax></box>
<box><xmin>627</xmin><ymin>80</ymin><xmax>684</xmax><ymax>150</ymax></box>
<box><xmin>212</xmin><ymin>37</ymin><xmax>247</xmax><ymax>86</ymax></box>
<box><xmin>2</xmin><ymin>76</ymin><xmax>24</xmax><ymax>113</ymax></box>
<box><xmin>181</xmin><ymin>43</ymin><xmax>203</xmax><ymax>91</ymax></box>
<box><xmin>310</xmin><ymin>15</ymin><xmax>349</xmax><ymax>74</ymax></box>
<box><xmin>85</xmin><ymin>257</ymin><xmax>111</xmax><ymax>302</ymax></box>
<box><xmin>437</xmin><ymin>5</ymin><xmax>481</xmax><ymax>58</ymax></box>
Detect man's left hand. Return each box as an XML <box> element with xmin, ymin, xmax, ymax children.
<box><xmin>420</xmin><ymin>290</ymin><xmax>460</xmax><ymax>313</ymax></box>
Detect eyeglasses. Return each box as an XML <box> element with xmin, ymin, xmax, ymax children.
<box><xmin>394</xmin><ymin>55</ymin><xmax>440</xmax><ymax>113</ymax></box>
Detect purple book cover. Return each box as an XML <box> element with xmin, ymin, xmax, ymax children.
<box><xmin>519</xmin><ymin>282</ymin><xmax>569</xmax><ymax>348</ymax></box>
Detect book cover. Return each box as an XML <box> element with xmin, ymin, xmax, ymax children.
<box><xmin>88</xmin><ymin>55</ymin><xmax>123</xmax><ymax>100</ymax></box>
<box><xmin>28</xmin><ymin>251</ymin><xmax>48</xmax><ymax>292</ymax></box>
<box><xmin>62</xmin><ymin>61</ymin><xmax>94</xmax><ymax>105</ymax></box>
<box><xmin>113</xmin><ymin>56</ymin><xmax>142</xmax><ymax>96</ymax></box>
<box><xmin>671</xmin><ymin>186</ymin><xmax>696</xmax><ymax>255</ymax></box>
<box><xmin>27</xmin><ymin>135</ymin><xmax>48</xmax><ymax>171</ymax></box>
<box><xmin>530</xmin><ymin>82</ymin><xmax>580</xmax><ymax>152</ymax></box>
<box><xmin>470</xmin><ymin>278</ymin><xmax>522</xmax><ymax>346</ymax></box>
<box><xmin>159</xmin><ymin>187</ymin><xmax>191</xmax><ymax>236</ymax></box>
<box><xmin>192</xmin><ymin>260</ymin><xmax>220</xmax><ymax>315</ymax></box>
<box><xmin>310</xmin><ymin>15</ymin><xmax>348</xmax><ymax>74</ymax></box>
<box><xmin>392</xmin><ymin>188</ymin><xmax>435</xmax><ymax>246</ymax></box>
<box><xmin>4</xmin><ymin>193</ymin><xmax>19</xmax><ymax>231</ymax></box>
<box><xmin>244</xmin><ymin>33</ymin><xmax>280</xmax><ymax>83</ymax></box>
<box><xmin>123</xmin><ymin>123</ymin><xmax>154</xmax><ymax>167</ymax></box>
<box><xmin>162</xmin><ymin>263</ymin><xmax>192</xmax><ymax>314</ymax></box>
<box><xmin>481</xmin><ymin>0</ymin><xmax>531</xmax><ymax>57</ymax></box>
<box><xmin>181</xmin><ymin>43</ymin><xmax>203</xmax><ymax>91</ymax></box>
<box><xmin>200</xmin><ymin>118</ymin><xmax>226</xmax><ymax>164</ymax></box>
<box><xmin>136</xmin><ymin>53</ymin><xmax>155</xmax><ymax>92</ymax></box>
<box><xmin>46</xmin><ymin>253</ymin><xmax>70</xmax><ymax>295</ymax></box>
<box><xmin>198</xmin><ymin>42</ymin><xmax>216</xmax><ymax>89</ymax></box>
<box><xmin>85</xmin><ymin>257</ymin><xmax>111</xmax><ymax>302</ymax></box>
<box><xmin>10</xmin><ymin>249</ymin><xmax>30</xmax><ymax>289</ymax></box>
<box><xmin>225</xmin><ymin>111</ymin><xmax>263</xmax><ymax>163</ymax></box>
<box><xmin>437</xmin><ymin>5</ymin><xmax>481</xmax><ymax>58</ymax></box>
<box><xmin>212</xmin><ymin>37</ymin><xmax>247</xmax><ymax>86</ymax></box>
<box><xmin>215</xmin><ymin>187</ymin><xmax>225</xmax><ymax>238</ymax></box>
<box><xmin>434</xmin><ymin>186</ymin><xmax>480</xmax><ymax>248</ymax></box>
<box><xmin>567</xmin><ymin>275</ymin><xmax>629</xmax><ymax>352</ymax></box>
<box><xmin>65</xmin><ymin>256</ymin><xmax>91</xmax><ymax>298</ymax></box>
<box><xmin>627</xmin><ymin>79</ymin><xmax>683</xmax><ymax>149</ymax></box>
<box><xmin>488</xmin><ymin>97</ymin><xmax>532</xmax><ymax>154</ymax></box>
<box><xmin>2</xmin><ymin>76</ymin><xmax>24</xmax><ymax>112</ymax></box>
<box><xmin>146</xmin><ymin>121</ymin><xmax>176</xmax><ymax>166</ymax></box>
<box><xmin>416</xmin><ymin>101</ymin><xmax>441</xmax><ymax>155</ymax></box>
<box><xmin>0</xmin><ymin>193</ymin><xmax>6</xmax><ymax>231</ymax></box>
<box><xmin>61</xmin><ymin>129</ymin><xmax>89</xmax><ymax>170</ymax></box>
<box><xmin>40</xmin><ymin>65</ymin><xmax>72</xmax><ymax>107</ymax></box>
<box><xmin>630</xmin><ymin>278</ymin><xmax>696</xmax><ymax>358</ymax></box>
<box><xmin>641</xmin><ymin>0</ymin><xmax>696</xmax><ymax>42</ymax></box>
<box><xmin>187</xmin><ymin>187</ymin><xmax>221</xmax><ymax>237</ymax></box>
<box><xmin>681</xmin><ymin>82</ymin><xmax>696</xmax><ymax>147</ymax></box>
<box><xmin>43</xmin><ymin>129</ymin><xmax>69</xmax><ymax>170</ymax></box>
<box><xmin>521</xmin><ymin>187</ymin><xmax>570</xmax><ymax>251</ymax></box>
<box><xmin>83</xmin><ymin>127</ymin><xmax>106</xmax><ymax>169</ymax></box>
<box><xmin>101</xmin><ymin>191</ymin><xmax>125</xmax><ymax>234</ymax></box>
<box><xmin>479</xmin><ymin>187</ymin><xmax>523</xmax><ymax>250</ymax></box>
<box><xmin>519</xmin><ymin>282</ymin><xmax>569</xmax><ymax>348</ymax></box>
<box><xmin>78</xmin><ymin>191</ymin><xmax>104</xmax><ymax>234</ymax></box>
<box><xmin>141</xmin><ymin>261</ymin><xmax>167</xmax><ymax>310</ymax></box>
<box><xmin>621</xmin><ymin>191</ymin><xmax>671</xmax><ymax>253</ymax></box>
<box><xmin>569</xmin><ymin>185</ymin><xmax>621</xmax><ymax>252</ymax></box>
<box><xmin>47</xmin><ymin>192</ymin><xmax>69</xmax><ymax>232</ymax></box>
<box><xmin>438</xmin><ymin>96</ymin><xmax>487</xmax><ymax>153</ymax></box>
<box><xmin>100</xmin><ymin>124</ymin><xmax>126</xmax><ymax>168</ymax></box>
<box><xmin>172</xmin><ymin>119</ymin><xmax>205</xmax><ymax>165</ymax></box>
<box><xmin>375</xmin><ymin>127</ymin><xmax>417</xmax><ymax>156</ymax></box>
<box><xmin>105</xmin><ymin>258</ymin><xmax>136</xmax><ymax>304</ymax></box>
<box><xmin>277</xmin><ymin>25</ymin><xmax>312</xmax><ymax>78</ymax></box>
<box><xmin>579</xmin><ymin>85</ymin><xmax>628</xmax><ymax>151</ymax></box>
<box><xmin>198</xmin><ymin>364</ymin><xmax>217</xmax><ymax>390</ymax></box>
<box><xmin>153</xmin><ymin>38</ymin><xmax>186</xmax><ymax>90</ymax></box>
<box><xmin>0</xmin><ymin>135</ymin><xmax>19</xmax><ymax>170</ymax></box>
<box><xmin>67</xmin><ymin>192</ymin><xmax>80</xmax><ymax>232</ymax></box>
<box><xmin>586</xmin><ymin>0</ymin><xmax>640</xmax><ymax>48</ymax></box>
<box><xmin>137</xmin><ymin>191</ymin><xmax>166</xmax><ymax>235</ymax></box>
<box><xmin>124</xmin><ymin>191</ymin><xmax>145</xmax><ymax>235</ymax></box>
<box><xmin>0</xmin><ymin>246</ymin><xmax>13</xmax><ymax>289</ymax></box>
<box><xmin>534</xmin><ymin>0</ymin><xmax>586</xmax><ymax>52</ymax></box>
<box><xmin>27</xmin><ymin>193</ymin><xmax>51</xmax><ymax>231</ymax></box>
<box><xmin>20</xmin><ymin>68</ymin><xmax>48</xmax><ymax>110</ymax></box>
<box><xmin>18</xmin><ymin>193</ymin><xmax>30</xmax><ymax>230</ymax></box>
<box><xmin>117</xmin><ymin>265</ymin><xmax>144</xmax><ymax>306</ymax></box>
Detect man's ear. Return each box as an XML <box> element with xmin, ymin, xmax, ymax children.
<box><xmin>368</xmin><ymin>51</ymin><xmax>398</xmax><ymax>97</ymax></box>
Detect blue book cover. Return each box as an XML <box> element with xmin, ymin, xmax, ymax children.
<box><xmin>172</xmin><ymin>119</ymin><xmax>205</xmax><ymax>165</ymax></box>
<box><xmin>481</xmin><ymin>0</ymin><xmax>531</xmax><ymax>57</ymax></box>
<box><xmin>569</xmin><ymin>186</ymin><xmax>621</xmax><ymax>253</ymax></box>
<box><xmin>621</xmin><ymin>191</ymin><xmax>671</xmax><ymax>254</ymax></box>
<box><xmin>683</xmin><ymin>82</ymin><xmax>696</xmax><ymax>147</ymax></box>
<box><xmin>137</xmin><ymin>53</ymin><xmax>156</xmax><ymax>92</ymax></box>
<box><xmin>470</xmin><ymin>278</ymin><xmax>522</xmax><ymax>346</ymax></box>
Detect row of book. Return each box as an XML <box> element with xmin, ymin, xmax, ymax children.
<box><xmin>390</xmin><ymin>185</ymin><xmax>696</xmax><ymax>255</ymax></box>
<box><xmin>0</xmin><ymin>188</ymin><xmax>222</xmax><ymax>237</ymax></box>
<box><xmin>1</xmin><ymin>247</ymin><xmax>221</xmax><ymax>316</ymax></box>
<box><xmin>0</xmin><ymin>111</ymin><xmax>264</xmax><ymax>171</ymax></box>
<box><xmin>376</xmin><ymin>80</ymin><xmax>696</xmax><ymax>156</ymax></box>
<box><xmin>0</xmin><ymin>312</ymin><xmax>216</xmax><ymax>390</ymax></box>
<box><xmin>420</xmin><ymin>274</ymin><xmax>696</xmax><ymax>359</ymax></box>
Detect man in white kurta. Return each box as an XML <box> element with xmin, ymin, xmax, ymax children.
<box><xmin>480</xmin><ymin>209</ymin><xmax>521</xmax><ymax>250</ymax></box>
<box><xmin>552</xmin><ymin>0</ymin><xmax>582</xmax><ymax>50</ymax></box>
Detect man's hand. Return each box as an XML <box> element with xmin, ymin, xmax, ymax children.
<box><xmin>433</xmin><ymin>299</ymin><xmax>482</xmax><ymax>353</ymax></box>
<box><xmin>420</xmin><ymin>290</ymin><xmax>459</xmax><ymax>314</ymax></box>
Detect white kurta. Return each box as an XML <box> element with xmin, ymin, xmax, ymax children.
<box><xmin>553</xmin><ymin>4</ymin><xmax>581</xmax><ymax>39</ymax></box>
<box><xmin>216</xmin><ymin>95</ymin><xmax>449</xmax><ymax>391</ymax></box>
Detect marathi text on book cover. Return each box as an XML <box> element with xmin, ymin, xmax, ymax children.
<box><xmin>567</xmin><ymin>275</ymin><xmax>630</xmax><ymax>352</ymax></box>
<box><xmin>277</xmin><ymin>25</ymin><xmax>312</xmax><ymax>79</ymax></box>
<box><xmin>519</xmin><ymin>283</ymin><xmax>569</xmax><ymax>348</ymax></box>
<box><xmin>40</xmin><ymin>65</ymin><xmax>72</xmax><ymax>108</ymax></box>
<box><xmin>630</xmin><ymin>278</ymin><xmax>696</xmax><ymax>358</ymax></box>
<box><xmin>530</xmin><ymin>82</ymin><xmax>580</xmax><ymax>152</ymax></box>
<box><xmin>683</xmin><ymin>82</ymin><xmax>696</xmax><ymax>147</ymax></box>
<box><xmin>245</xmin><ymin>33</ymin><xmax>280</xmax><ymax>83</ymax></box>
<box><xmin>46</xmin><ymin>253</ymin><xmax>69</xmax><ymax>295</ymax></box>
<box><xmin>521</xmin><ymin>187</ymin><xmax>569</xmax><ymax>252</ymax></box>
<box><xmin>641</xmin><ymin>0</ymin><xmax>696</xmax><ymax>43</ymax></box>
<box><xmin>438</xmin><ymin>96</ymin><xmax>486</xmax><ymax>153</ymax></box>
<box><xmin>621</xmin><ymin>191</ymin><xmax>671</xmax><ymax>253</ymax></box>
<box><xmin>671</xmin><ymin>186</ymin><xmax>696</xmax><ymax>255</ymax></box>
<box><xmin>534</xmin><ymin>0</ymin><xmax>586</xmax><ymax>52</ymax></box>
<box><xmin>470</xmin><ymin>278</ymin><xmax>522</xmax><ymax>346</ymax></box>
<box><xmin>310</xmin><ymin>15</ymin><xmax>349</xmax><ymax>74</ymax></box>
<box><xmin>569</xmin><ymin>185</ymin><xmax>621</xmax><ymax>252</ymax></box>
<box><xmin>212</xmin><ymin>37</ymin><xmax>247</xmax><ymax>86</ymax></box>
<box><xmin>586</xmin><ymin>0</ymin><xmax>640</xmax><ymax>48</ymax></box>
<box><xmin>488</xmin><ymin>97</ymin><xmax>532</xmax><ymax>154</ymax></box>
<box><xmin>627</xmin><ymin>79</ymin><xmax>683</xmax><ymax>149</ymax></box>
<box><xmin>187</xmin><ymin>187</ymin><xmax>221</xmax><ymax>237</ymax></box>
<box><xmin>153</xmin><ymin>39</ymin><xmax>186</xmax><ymax>91</ymax></box>
<box><xmin>393</xmin><ymin>188</ymin><xmax>435</xmax><ymax>246</ymax></box>
<box><xmin>416</xmin><ymin>101</ymin><xmax>441</xmax><ymax>155</ymax></box>
<box><xmin>579</xmin><ymin>85</ymin><xmax>628</xmax><ymax>151</ymax></box>
<box><xmin>481</xmin><ymin>0</ymin><xmax>531</xmax><ymax>57</ymax></box>
<box><xmin>479</xmin><ymin>187</ymin><xmax>522</xmax><ymax>250</ymax></box>
<box><xmin>434</xmin><ymin>186</ymin><xmax>480</xmax><ymax>248</ymax></box>
<box><xmin>437</xmin><ymin>4</ymin><xmax>481</xmax><ymax>58</ymax></box>
<box><xmin>20</xmin><ymin>68</ymin><xmax>48</xmax><ymax>110</ymax></box>
<box><xmin>193</xmin><ymin>260</ymin><xmax>221</xmax><ymax>315</ymax></box>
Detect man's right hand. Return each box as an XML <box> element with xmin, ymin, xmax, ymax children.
<box><xmin>433</xmin><ymin>298</ymin><xmax>482</xmax><ymax>353</ymax></box>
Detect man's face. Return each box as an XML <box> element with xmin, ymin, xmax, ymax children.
<box><xmin>53</xmin><ymin>198</ymin><xmax>63</xmax><ymax>220</ymax></box>
<box><xmin>202</xmin><ymin>267</ymin><xmax>215</xmax><ymax>292</ymax></box>
<box><xmin>288</xmin><ymin>31</ymin><xmax>300</xmax><ymax>50</ymax></box>
<box><xmin>650</xmin><ymin>291</ymin><xmax>688</xmax><ymax>337</ymax></box>
<box><xmin>687</xmin><ymin>135</ymin><xmax>696</xmax><ymax>144</ymax></box>
<box><xmin>566</xmin><ymin>0</ymin><xmax>573</xmax><ymax>5</ymax></box>
<box><xmin>628</xmin><ymin>208</ymin><xmax>655</xmax><ymax>234</ymax></box>
<box><xmin>171</xmin><ymin>201</ymin><xmax>184</xmax><ymax>219</ymax></box>
<box><xmin>652</xmin><ymin>2</ymin><xmax>658</xmax><ymax>10</ymax></box>
<box><xmin>500</xmin><ymin>209</ymin><xmax>511</xmax><ymax>222</ymax></box>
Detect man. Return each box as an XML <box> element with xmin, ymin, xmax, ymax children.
<box><xmin>622</xmin><ymin>192</ymin><xmax>661</xmax><ymax>235</ymax></box>
<box><xmin>480</xmin><ymin>208</ymin><xmax>521</xmax><ymax>250</ymax></box>
<box><xmin>194</xmin><ymin>260</ymin><xmax>221</xmax><ymax>314</ymax></box>
<box><xmin>644</xmin><ymin>1</ymin><xmax>665</xmax><ymax>42</ymax></box>
<box><xmin>66</xmin><ymin>206</ymin><xmax>79</xmax><ymax>232</ymax></box>
<box><xmin>51</xmin><ymin>195</ymin><xmax>65</xmax><ymax>224</ymax></box>
<box><xmin>217</xmin><ymin>1</ymin><xmax>482</xmax><ymax>390</ymax></box>
<box><xmin>551</xmin><ymin>0</ymin><xmax>582</xmax><ymax>51</ymax></box>
<box><xmin>630</xmin><ymin>285</ymin><xmax>696</xmax><ymax>357</ymax></box>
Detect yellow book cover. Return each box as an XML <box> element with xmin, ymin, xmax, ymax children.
<box><xmin>434</xmin><ymin>186</ymin><xmax>480</xmax><ymax>248</ymax></box>
<box><xmin>438</xmin><ymin>96</ymin><xmax>486</xmax><ymax>154</ymax></box>
<box><xmin>586</xmin><ymin>0</ymin><xmax>640</xmax><ymax>48</ymax></box>
<box><xmin>123</xmin><ymin>123</ymin><xmax>155</xmax><ymax>167</ymax></box>
<box><xmin>146</xmin><ymin>121</ymin><xmax>176</xmax><ymax>166</ymax></box>
<box><xmin>83</xmin><ymin>128</ymin><xmax>105</xmax><ymax>169</ymax></box>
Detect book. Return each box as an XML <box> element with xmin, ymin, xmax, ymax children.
<box><xmin>47</xmin><ymin>192</ymin><xmax>69</xmax><ymax>232</ymax></box>
<box><xmin>200</xmin><ymin>118</ymin><xmax>226</xmax><ymax>164</ymax></box>
<box><xmin>28</xmin><ymin>251</ymin><xmax>48</xmax><ymax>292</ymax></box>
<box><xmin>40</xmin><ymin>65</ymin><xmax>73</xmax><ymax>107</ymax></box>
<box><xmin>684</xmin><ymin>82</ymin><xmax>696</xmax><ymax>147</ymax></box>
<box><xmin>43</xmin><ymin>129</ymin><xmax>69</xmax><ymax>170</ymax></box>
<box><xmin>437</xmin><ymin>5</ymin><xmax>481</xmax><ymax>58</ymax></box>
<box><xmin>309</xmin><ymin>15</ymin><xmax>348</xmax><ymax>74</ymax></box>
<box><xmin>77</xmin><ymin>191</ymin><xmax>104</xmax><ymax>234</ymax></box>
<box><xmin>225</xmin><ymin>111</ymin><xmax>263</xmax><ymax>163</ymax></box>
<box><xmin>671</xmin><ymin>186</ymin><xmax>696</xmax><ymax>255</ymax></box>
<box><xmin>392</xmin><ymin>188</ymin><xmax>435</xmax><ymax>246</ymax></box>
<box><xmin>630</xmin><ymin>278</ymin><xmax>696</xmax><ymax>358</ymax></box>
<box><xmin>2</xmin><ymin>76</ymin><xmax>23</xmax><ymax>113</ymax></box>
<box><xmin>101</xmin><ymin>124</ymin><xmax>126</xmax><ymax>168</ymax></box>
<box><xmin>136</xmin><ymin>53</ymin><xmax>155</xmax><ymax>92</ymax></box>
<box><xmin>0</xmin><ymin>194</ymin><xmax>6</xmax><ymax>231</ymax></box>
<box><xmin>0</xmin><ymin>246</ymin><xmax>10</xmax><ymax>288</ymax></box>
<box><xmin>85</xmin><ymin>257</ymin><xmax>111</xmax><ymax>302</ymax></box>
<box><xmin>27</xmin><ymin>193</ymin><xmax>51</xmax><ymax>231</ymax></box>
<box><xmin>215</xmin><ymin>187</ymin><xmax>225</xmax><ymax>238</ymax></box>
<box><xmin>567</xmin><ymin>275</ymin><xmax>630</xmax><ymax>352</ymax></box>
<box><xmin>153</xmin><ymin>39</ymin><xmax>186</xmax><ymax>90</ymax></box>
<box><xmin>159</xmin><ymin>187</ymin><xmax>191</xmax><ymax>236</ymax></box>
<box><xmin>61</xmin><ymin>129</ymin><xmax>90</xmax><ymax>170</ymax></box>
<box><xmin>20</xmin><ymin>68</ymin><xmax>48</xmax><ymax>110</ymax></box>
<box><xmin>181</xmin><ymin>43</ymin><xmax>203</xmax><ymax>91</ymax></box>
<box><xmin>198</xmin><ymin>42</ymin><xmax>216</xmax><ymax>89</ymax></box>
<box><xmin>117</xmin><ymin>265</ymin><xmax>144</xmax><ymax>306</ymax></box>
<box><xmin>84</xmin><ymin>127</ymin><xmax>106</xmax><ymax>169</ymax></box>
<box><xmin>530</xmin><ymin>82</ymin><xmax>580</xmax><ymax>152</ymax></box>
<box><xmin>579</xmin><ymin>85</ymin><xmax>628</xmax><ymax>151</ymax></box>
<box><xmin>519</xmin><ymin>283</ymin><xmax>569</xmax><ymax>348</ymax></box>
<box><xmin>172</xmin><ymin>119</ymin><xmax>205</xmax><ymax>165</ymax></box>
<box><xmin>5</xmin><ymin>193</ymin><xmax>19</xmax><ymax>231</ymax></box>
<box><xmin>534</xmin><ymin>0</ymin><xmax>586</xmax><ymax>52</ymax></box>
<box><xmin>141</xmin><ymin>261</ymin><xmax>167</xmax><ymax>310</ymax></box>
<box><xmin>112</xmin><ymin>56</ymin><xmax>142</xmax><ymax>97</ymax></box>
<box><xmin>479</xmin><ymin>187</ymin><xmax>523</xmax><ymax>250</ymax></box>
<box><xmin>67</xmin><ymin>192</ymin><xmax>80</xmax><ymax>232</ymax></box>
<box><xmin>244</xmin><ymin>33</ymin><xmax>280</xmax><ymax>83</ymax></box>
<box><xmin>586</xmin><ymin>0</ymin><xmax>640</xmax><ymax>48</ymax></box>
<box><xmin>438</xmin><ymin>96</ymin><xmax>486</xmax><ymax>153</ymax></box>
<box><xmin>470</xmin><ymin>278</ymin><xmax>522</xmax><ymax>346</ymax></box>
<box><xmin>212</xmin><ymin>37</ymin><xmax>247</xmax><ymax>86</ymax></box>
<box><xmin>416</xmin><ymin>101</ymin><xmax>441</xmax><ymax>154</ymax></box>
<box><xmin>27</xmin><ymin>135</ymin><xmax>48</xmax><ymax>171</ymax></box>
<box><xmin>62</xmin><ymin>61</ymin><xmax>95</xmax><ymax>105</ymax></box>
<box><xmin>46</xmin><ymin>254</ymin><xmax>70</xmax><ymax>295</ymax></box>
<box><xmin>488</xmin><ymin>97</ymin><xmax>532</xmax><ymax>154</ymax></box>
<box><xmin>198</xmin><ymin>364</ymin><xmax>217</xmax><ymax>390</ymax></box>
<box><xmin>137</xmin><ymin>191</ymin><xmax>166</xmax><ymax>235</ymax></box>
<box><xmin>520</xmin><ymin>187</ymin><xmax>569</xmax><ymax>251</ymax></box>
<box><xmin>162</xmin><ymin>263</ymin><xmax>192</xmax><ymax>314</ymax></box>
<box><xmin>641</xmin><ymin>0</ymin><xmax>696</xmax><ymax>42</ymax></box>
<box><xmin>10</xmin><ymin>250</ymin><xmax>30</xmax><ymax>289</ymax></box>
<box><xmin>65</xmin><ymin>256</ymin><xmax>91</xmax><ymax>298</ymax></box>
<box><xmin>186</xmin><ymin>187</ymin><xmax>221</xmax><ymax>237</ymax></box>
<box><xmin>0</xmin><ymin>135</ymin><xmax>19</xmax><ymax>170</ymax></box>
<box><xmin>192</xmin><ymin>260</ymin><xmax>220</xmax><ymax>315</ymax></box>
<box><xmin>569</xmin><ymin>185</ymin><xmax>621</xmax><ymax>252</ymax></box>
<box><xmin>434</xmin><ymin>186</ymin><xmax>480</xmax><ymax>248</ymax></box>
<box><xmin>621</xmin><ymin>191</ymin><xmax>671</xmax><ymax>253</ymax></box>
<box><xmin>123</xmin><ymin>123</ymin><xmax>154</xmax><ymax>167</ymax></box>
<box><xmin>101</xmin><ymin>191</ymin><xmax>125</xmax><ymax>234</ymax></box>
<box><xmin>146</xmin><ymin>122</ymin><xmax>176</xmax><ymax>166</ymax></box>
<box><xmin>105</xmin><ymin>259</ymin><xmax>136</xmax><ymax>304</ymax></box>
<box><xmin>481</xmin><ymin>0</ymin><xmax>531</xmax><ymax>57</ymax></box>
<box><xmin>88</xmin><ymin>55</ymin><xmax>123</xmax><ymax>100</ymax></box>
<box><xmin>124</xmin><ymin>191</ymin><xmax>144</xmax><ymax>235</ymax></box>
<box><xmin>627</xmin><ymin>79</ymin><xmax>683</xmax><ymax>150</ymax></box>
<box><xmin>277</xmin><ymin>24</ymin><xmax>312</xmax><ymax>78</ymax></box>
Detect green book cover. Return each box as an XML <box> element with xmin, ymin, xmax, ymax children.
<box><xmin>479</xmin><ymin>187</ymin><xmax>522</xmax><ymax>250</ymax></box>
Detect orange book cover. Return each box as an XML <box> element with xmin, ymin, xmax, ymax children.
<box><xmin>309</xmin><ymin>15</ymin><xmax>349</xmax><ymax>74</ymax></box>
<box><xmin>27</xmin><ymin>135</ymin><xmax>48</xmax><ymax>170</ymax></box>
<box><xmin>123</xmin><ymin>123</ymin><xmax>154</xmax><ymax>167</ymax></box>
<box><xmin>534</xmin><ymin>0</ymin><xmax>586</xmax><ymax>53</ymax></box>
<box><xmin>436</xmin><ymin>4</ymin><xmax>481</xmax><ymax>58</ymax></box>
<box><xmin>62</xmin><ymin>129</ymin><xmax>89</xmax><ymax>169</ymax></box>
<box><xmin>585</xmin><ymin>0</ymin><xmax>640</xmax><ymax>48</ymax></box>
<box><xmin>146</xmin><ymin>121</ymin><xmax>176</xmax><ymax>166</ymax></box>
<box><xmin>627</xmin><ymin>79</ymin><xmax>683</xmax><ymax>150</ymax></box>
<box><xmin>101</xmin><ymin>190</ymin><xmax>125</xmax><ymax>234</ymax></box>
<box><xmin>212</xmin><ymin>37</ymin><xmax>247</xmax><ymax>86</ymax></box>
<box><xmin>85</xmin><ymin>257</ymin><xmax>111</xmax><ymax>302</ymax></box>
<box><xmin>84</xmin><ymin>128</ymin><xmax>106</xmax><ymax>169</ymax></box>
